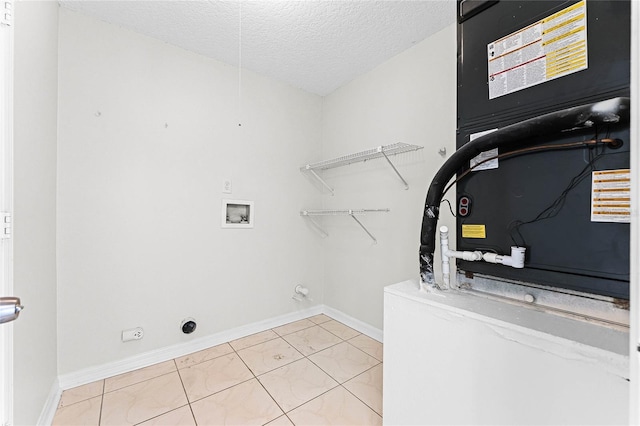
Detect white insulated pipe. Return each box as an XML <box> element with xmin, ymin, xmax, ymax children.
<box><xmin>439</xmin><ymin>226</ymin><xmax>527</xmax><ymax>288</ymax></box>
<box><xmin>440</xmin><ymin>226</ymin><xmax>482</xmax><ymax>287</ymax></box>
<box><xmin>447</xmin><ymin>250</ymin><xmax>484</xmax><ymax>262</ymax></box>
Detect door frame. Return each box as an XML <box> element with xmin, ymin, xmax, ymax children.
<box><xmin>630</xmin><ymin>1</ymin><xmax>640</xmax><ymax>423</ymax></box>
<box><xmin>0</xmin><ymin>2</ymin><xmax>14</xmax><ymax>424</ymax></box>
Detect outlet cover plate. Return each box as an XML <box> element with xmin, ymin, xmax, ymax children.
<box><xmin>122</xmin><ymin>327</ymin><xmax>144</xmax><ymax>342</ymax></box>
<box><xmin>223</xmin><ymin>179</ymin><xmax>232</xmax><ymax>194</ymax></box>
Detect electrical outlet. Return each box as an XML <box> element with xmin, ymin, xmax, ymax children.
<box><xmin>122</xmin><ymin>327</ymin><xmax>144</xmax><ymax>342</ymax></box>
<box><xmin>223</xmin><ymin>179</ymin><xmax>232</xmax><ymax>194</ymax></box>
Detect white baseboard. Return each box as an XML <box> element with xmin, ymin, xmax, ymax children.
<box><xmin>48</xmin><ymin>304</ymin><xmax>382</xmax><ymax>418</ymax></box>
<box><xmin>57</xmin><ymin>305</ymin><xmax>323</xmax><ymax>391</ymax></box>
<box><xmin>37</xmin><ymin>377</ymin><xmax>61</xmax><ymax>426</ymax></box>
<box><xmin>322</xmin><ymin>306</ymin><xmax>383</xmax><ymax>342</ymax></box>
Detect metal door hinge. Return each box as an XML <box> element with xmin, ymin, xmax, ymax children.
<box><xmin>1</xmin><ymin>0</ymin><xmax>13</xmax><ymax>27</ymax></box>
<box><xmin>1</xmin><ymin>212</ymin><xmax>11</xmax><ymax>239</ymax></box>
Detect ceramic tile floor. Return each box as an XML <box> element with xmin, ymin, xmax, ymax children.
<box><xmin>52</xmin><ymin>314</ymin><xmax>383</xmax><ymax>425</ymax></box>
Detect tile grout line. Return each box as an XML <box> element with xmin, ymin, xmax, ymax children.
<box><xmin>343</xmin><ymin>338</ymin><xmax>383</xmax><ymax>363</ymax></box>
<box><xmin>283</xmin><ymin>337</ymin><xmax>342</xmax><ymax>358</ymax></box>
<box><xmin>237</xmin><ymin>318</ymin><xmax>355</xmax><ymax>423</ymax></box>
<box><xmin>118</xmin><ymin>367</ymin><xmax>191</xmax><ymax>425</ymax></box>
<box><xmin>102</xmin><ymin>370</ymin><xmax>178</xmax><ymax>395</ymax></box>
<box><xmin>98</xmin><ymin>379</ymin><xmax>105</xmax><ymax>425</ymax></box>
<box><xmin>172</xmin><ymin>358</ymin><xmax>198</xmax><ymax>425</ymax></box>
<box><xmin>183</xmin><ymin>375</ymin><xmax>257</xmax><ymax>406</ymax></box>
<box><xmin>174</xmin><ymin>343</ymin><xmax>236</xmax><ymax>370</ymax></box>
<box><xmin>322</xmin><ymin>330</ymin><xmax>383</xmax><ymax>418</ymax></box>
<box><xmin>272</xmin><ymin>321</ymin><xmax>317</xmax><ymax>338</ymax></box>
<box><xmin>55</xmin><ymin>383</ymin><xmax>102</xmax><ymax>413</ymax></box>
<box><xmin>237</xmin><ymin>336</ymin><xmax>306</xmax><ymax>376</ymax></box>
<box><xmin>231</xmin><ymin>334</ymin><xmax>280</xmax><ymax>352</ymax></box>
<box><xmin>130</xmin><ymin>403</ymin><xmax>192</xmax><ymax>426</ymax></box>
<box><xmin>345</xmin><ymin>334</ymin><xmax>384</xmax><ymax>361</ymax></box>
<box><xmin>173</xmin><ymin>350</ymin><xmax>260</xmax><ymax>407</ymax></box>
<box><xmin>232</xmin><ymin>328</ymin><xmax>290</xmax><ymax>423</ymax></box>
<box><xmin>280</xmin><ymin>330</ymin><xmax>345</xmax><ymax>359</ymax></box>
<box><xmin>267</xmin><ymin>324</ymin><xmax>348</xmax><ymax>417</ymax></box>
<box><xmin>281</xmin><ymin>384</ymin><xmax>340</xmax><ymax>419</ymax></box>
<box><xmin>290</xmin><ymin>331</ymin><xmax>383</xmax><ymax>420</ymax></box>
<box><xmin>281</xmin><ymin>352</ymin><xmax>382</xmax><ymax>421</ymax></box>
<box><xmin>198</xmin><ymin>319</ymin><xmax>347</xmax><ymax>423</ymax></box>
<box><xmin>339</xmin><ymin>382</ymin><xmax>383</xmax><ymax>420</ymax></box>
<box><xmin>204</xmin><ymin>317</ymin><xmax>373</xmax><ymax>421</ymax></box>
<box><xmin>317</xmin><ymin>321</ymin><xmax>362</xmax><ymax>341</ymax></box>
<box><xmin>304</xmin><ymin>335</ymin><xmax>377</xmax><ymax>384</ymax></box>
<box><xmin>340</xmin><ymin>362</ymin><xmax>384</xmax><ymax>418</ymax></box>
<box><xmin>254</xmin><ymin>372</ymin><xmax>289</xmax><ymax>423</ymax></box>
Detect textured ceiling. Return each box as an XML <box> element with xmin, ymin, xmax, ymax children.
<box><xmin>59</xmin><ymin>1</ymin><xmax>456</xmax><ymax>96</ymax></box>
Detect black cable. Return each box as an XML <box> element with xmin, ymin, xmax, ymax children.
<box><xmin>441</xmin><ymin>198</ymin><xmax>456</xmax><ymax>217</ymax></box>
<box><xmin>508</xmin><ymin>145</ymin><xmax>626</xmax><ymax>247</ymax></box>
<box><xmin>509</xmin><ymin>152</ymin><xmax>600</xmax><ymax>246</ymax></box>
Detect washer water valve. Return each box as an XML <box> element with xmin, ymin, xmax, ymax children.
<box><xmin>292</xmin><ymin>285</ymin><xmax>313</xmax><ymax>302</ymax></box>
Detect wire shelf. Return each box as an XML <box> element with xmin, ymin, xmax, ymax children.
<box><xmin>301</xmin><ymin>209</ymin><xmax>390</xmax><ymax>216</ymax></box>
<box><xmin>300</xmin><ymin>209</ymin><xmax>390</xmax><ymax>243</ymax></box>
<box><xmin>300</xmin><ymin>143</ymin><xmax>423</xmax><ymax>193</ymax></box>
<box><xmin>301</xmin><ymin>143</ymin><xmax>423</xmax><ymax>171</ymax></box>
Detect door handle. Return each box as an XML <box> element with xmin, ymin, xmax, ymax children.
<box><xmin>0</xmin><ymin>296</ymin><xmax>24</xmax><ymax>324</ymax></box>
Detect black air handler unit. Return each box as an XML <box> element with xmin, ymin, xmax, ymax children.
<box><xmin>452</xmin><ymin>0</ymin><xmax>630</xmax><ymax>299</ymax></box>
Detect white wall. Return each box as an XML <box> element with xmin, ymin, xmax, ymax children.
<box><xmin>320</xmin><ymin>25</ymin><xmax>457</xmax><ymax>329</ymax></box>
<box><xmin>54</xmin><ymin>7</ymin><xmax>456</xmax><ymax>377</ymax></box>
<box><xmin>13</xmin><ymin>2</ymin><xmax>59</xmax><ymax>424</ymax></box>
<box><xmin>56</xmin><ymin>9</ymin><xmax>323</xmax><ymax>374</ymax></box>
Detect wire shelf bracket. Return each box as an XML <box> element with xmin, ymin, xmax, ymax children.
<box><xmin>300</xmin><ymin>209</ymin><xmax>390</xmax><ymax>243</ymax></box>
<box><xmin>301</xmin><ymin>143</ymin><xmax>423</xmax><ymax>194</ymax></box>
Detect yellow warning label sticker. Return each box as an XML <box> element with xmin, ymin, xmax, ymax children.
<box><xmin>462</xmin><ymin>224</ymin><xmax>486</xmax><ymax>239</ymax></box>
<box><xmin>487</xmin><ymin>0</ymin><xmax>587</xmax><ymax>99</ymax></box>
<box><xmin>591</xmin><ymin>169</ymin><xmax>631</xmax><ymax>223</ymax></box>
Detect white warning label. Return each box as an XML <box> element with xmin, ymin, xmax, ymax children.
<box><xmin>488</xmin><ymin>0</ymin><xmax>588</xmax><ymax>100</ymax></box>
<box><xmin>591</xmin><ymin>169</ymin><xmax>631</xmax><ymax>223</ymax></box>
<box><xmin>469</xmin><ymin>129</ymin><xmax>499</xmax><ymax>171</ymax></box>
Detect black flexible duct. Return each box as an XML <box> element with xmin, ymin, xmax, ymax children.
<box><xmin>419</xmin><ymin>97</ymin><xmax>631</xmax><ymax>285</ymax></box>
